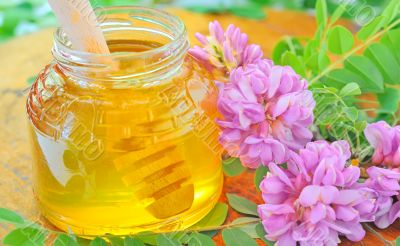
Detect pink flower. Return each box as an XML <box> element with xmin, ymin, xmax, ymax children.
<box><xmin>258</xmin><ymin>141</ymin><xmax>369</xmax><ymax>245</ymax></box>
<box><xmin>217</xmin><ymin>60</ymin><xmax>315</xmax><ymax>167</ymax></box>
<box><xmin>364</xmin><ymin>121</ymin><xmax>400</xmax><ymax>167</ymax></box>
<box><xmin>360</xmin><ymin>166</ymin><xmax>400</xmax><ymax>229</ymax></box>
<box><xmin>189</xmin><ymin>21</ymin><xmax>263</xmax><ymax>71</ymax></box>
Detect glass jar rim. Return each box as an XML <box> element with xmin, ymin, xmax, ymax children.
<box><xmin>53</xmin><ymin>6</ymin><xmax>187</xmax><ymax>59</ymax></box>
<box><xmin>52</xmin><ymin>6</ymin><xmax>190</xmax><ymax>82</ymax></box>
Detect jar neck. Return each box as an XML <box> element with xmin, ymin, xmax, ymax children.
<box><xmin>52</xmin><ymin>7</ymin><xmax>189</xmax><ymax>85</ymax></box>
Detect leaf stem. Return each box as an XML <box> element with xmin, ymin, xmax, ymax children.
<box><xmin>363</xmin><ymin>223</ymin><xmax>393</xmax><ymax>246</ymax></box>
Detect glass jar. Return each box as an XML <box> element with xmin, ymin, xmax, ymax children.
<box><xmin>26</xmin><ymin>6</ymin><xmax>223</xmax><ymax>236</ymax></box>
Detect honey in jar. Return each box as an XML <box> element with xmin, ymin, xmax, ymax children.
<box><xmin>26</xmin><ymin>7</ymin><xmax>223</xmax><ymax>236</ymax></box>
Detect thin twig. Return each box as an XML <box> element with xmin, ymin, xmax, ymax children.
<box><xmin>363</xmin><ymin>223</ymin><xmax>393</xmax><ymax>246</ymax></box>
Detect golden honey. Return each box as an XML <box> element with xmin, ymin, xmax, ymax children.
<box><xmin>26</xmin><ymin>7</ymin><xmax>223</xmax><ymax>236</ymax></box>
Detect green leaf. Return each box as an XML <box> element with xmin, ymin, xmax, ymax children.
<box><xmin>107</xmin><ymin>236</ymin><xmax>123</xmax><ymax>246</ymax></box>
<box><xmin>255</xmin><ymin>223</ymin><xmax>274</xmax><ymax>246</ymax></box>
<box><xmin>200</xmin><ymin>230</ymin><xmax>218</xmax><ymax>238</ymax></box>
<box><xmin>134</xmin><ymin>232</ymin><xmax>157</xmax><ymax>245</ymax></box>
<box><xmin>3</xmin><ymin>227</ymin><xmax>46</xmax><ymax>246</ymax></box>
<box><xmin>381</xmin><ymin>29</ymin><xmax>400</xmax><ymax>65</ymax></box>
<box><xmin>343</xmin><ymin>107</ymin><xmax>359</xmax><ymax>122</ymax></box>
<box><xmin>381</xmin><ymin>0</ymin><xmax>400</xmax><ymax>26</ymax></box>
<box><xmin>329</xmin><ymin>3</ymin><xmax>347</xmax><ymax>25</ymax></box>
<box><xmin>325</xmin><ymin>69</ymin><xmax>364</xmax><ymax>90</ymax></box>
<box><xmin>344</xmin><ymin>56</ymin><xmax>384</xmax><ymax>93</ymax></box>
<box><xmin>316</xmin><ymin>0</ymin><xmax>328</xmax><ymax>27</ymax></box>
<box><xmin>396</xmin><ymin>236</ymin><xmax>400</xmax><ymax>246</ymax></box>
<box><xmin>327</xmin><ymin>26</ymin><xmax>354</xmax><ymax>55</ymax></box>
<box><xmin>226</xmin><ymin>193</ymin><xmax>258</xmax><ymax>216</ymax></box>
<box><xmin>304</xmin><ymin>39</ymin><xmax>318</xmax><ymax>61</ymax></box>
<box><xmin>228</xmin><ymin>3</ymin><xmax>266</xmax><ymax>20</ymax></box>
<box><xmin>54</xmin><ymin>234</ymin><xmax>79</xmax><ymax>246</ymax></box>
<box><xmin>254</xmin><ymin>166</ymin><xmax>269</xmax><ymax>191</ymax></box>
<box><xmin>191</xmin><ymin>203</ymin><xmax>228</xmax><ymax>228</ymax></box>
<box><xmin>156</xmin><ymin>235</ymin><xmax>180</xmax><ymax>246</ymax></box>
<box><xmin>231</xmin><ymin>217</ymin><xmax>260</xmax><ymax>238</ymax></box>
<box><xmin>281</xmin><ymin>51</ymin><xmax>307</xmax><ymax>77</ymax></box>
<box><xmin>222</xmin><ymin>228</ymin><xmax>258</xmax><ymax>246</ymax></box>
<box><xmin>377</xmin><ymin>88</ymin><xmax>400</xmax><ymax>114</ymax></box>
<box><xmin>318</xmin><ymin>50</ymin><xmax>330</xmax><ymax>70</ymax></box>
<box><xmin>124</xmin><ymin>237</ymin><xmax>144</xmax><ymax>246</ymax></box>
<box><xmin>364</xmin><ymin>43</ymin><xmax>400</xmax><ymax>84</ymax></box>
<box><xmin>222</xmin><ymin>158</ymin><xmax>246</xmax><ymax>177</ymax></box>
<box><xmin>357</xmin><ymin>16</ymin><xmax>384</xmax><ymax>41</ymax></box>
<box><xmin>90</xmin><ymin>237</ymin><xmax>108</xmax><ymax>246</ymax></box>
<box><xmin>272</xmin><ymin>38</ymin><xmax>303</xmax><ymax>64</ymax></box>
<box><xmin>76</xmin><ymin>237</ymin><xmax>92</xmax><ymax>246</ymax></box>
<box><xmin>164</xmin><ymin>232</ymin><xmax>189</xmax><ymax>244</ymax></box>
<box><xmin>339</xmin><ymin>82</ymin><xmax>361</xmax><ymax>97</ymax></box>
<box><xmin>187</xmin><ymin>233</ymin><xmax>215</xmax><ymax>246</ymax></box>
<box><xmin>0</xmin><ymin>208</ymin><xmax>25</xmax><ymax>225</ymax></box>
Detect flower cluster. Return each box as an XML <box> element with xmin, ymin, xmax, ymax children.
<box><xmin>189</xmin><ymin>21</ymin><xmax>263</xmax><ymax>72</ymax></box>
<box><xmin>360</xmin><ymin>166</ymin><xmax>400</xmax><ymax>229</ymax></box>
<box><xmin>364</xmin><ymin>121</ymin><xmax>400</xmax><ymax>167</ymax></box>
<box><xmin>191</xmin><ymin>21</ymin><xmax>400</xmax><ymax>245</ymax></box>
<box><xmin>216</xmin><ymin>59</ymin><xmax>315</xmax><ymax>168</ymax></box>
<box><xmin>257</xmin><ymin>141</ymin><xmax>369</xmax><ymax>245</ymax></box>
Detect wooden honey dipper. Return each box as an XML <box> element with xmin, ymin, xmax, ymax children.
<box><xmin>49</xmin><ymin>0</ymin><xmax>194</xmax><ymax>219</ymax></box>
<box><xmin>48</xmin><ymin>0</ymin><xmax>110</xmax><ymax>54</ymax></box>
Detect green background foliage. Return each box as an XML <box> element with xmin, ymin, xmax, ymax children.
<box><xmin>0</xmin><ymin>0</ymin><xmax>391</xmax><ymax>42</ymax></box>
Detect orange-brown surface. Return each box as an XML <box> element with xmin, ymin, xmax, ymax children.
<box><xmin>0</xmin><ymin>7</ymin><xmax>398</xmax><ymax>245</ymax></box>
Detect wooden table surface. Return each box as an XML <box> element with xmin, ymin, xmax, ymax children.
<box><xmin>0</xmin><ymin>7</ymin><xmax>399</xmax><ymax>245</ymax></box>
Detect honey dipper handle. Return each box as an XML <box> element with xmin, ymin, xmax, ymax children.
<box><xmin>48</xmin><ymin>0</ymin><xmax>110</xmax><ymax>54</ymax></box>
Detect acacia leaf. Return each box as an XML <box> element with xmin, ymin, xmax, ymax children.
<box><xmin>90</xmin><ymin>237</ymin><xmax>108</xmax><ymax>246</ymax></box>
<box><xmin>156</xmin><ymin>235</ymin><xmax>180</xmax><ymax>246</ymax></box>
<box><xmin>272</xmin><ymin>38</ymin><xmax>303</xmax><ymax>64</ymax></box>
<box><xmin>255</xmin><ymin>223</ymin><xmax>274</xmax><ymax>245</ymax></box>
<box><xmin>187</xmin><ymin>233</ymin><xmax>215</xmax><ymax>246</ymax></box>
<box><xmin>344</xmin><ymin>55</ymin><xmax>384</xmax><ymax>92</ymax></box>
<box><xmin>357</xmin><ymin>16</ymin><xmax>384</xmax><ymax>41</ymax></box>
<box><xmin>381</xmin><ymin>29</ymin><xmax>400</xmax><ymax>66</ymax></box>
<box><xmin>339</xmin><ymin>82</ymin><xmax>361</xmax><ymax>97</ymax></box>
<box><xmin>226</xmin><ymin>194</ymin><xmax>258</xmax><ymax>216</ymax></box>
<box><xmin>0</xmin><ymin>208</ymin><xmax>25</xmax><ymax>225</ymax></box>
<box><xmin>329</xmin><ymin>3</ymin><xmax>347</xmax><ymax>24</ymax></box>
<box><xmin>281</xmin><ymin>51</ymin><xmax>307</xmax><ymax>77</ymax></box>
<box><xmin>222</xmin><ymin>228</ymin><xmax>258</xmax><ymax>246</ymax></box>
<box><xmin>316</xmin><ymin>0</ymin><xmax>328</xmax><ymax>28</ymax></box>
<box><xmin>191</xmin><ymin>203</ymin><xmax>228</xmax><ymax>228</ymax></box>
<box><xmin>381</xmin><ymin>0</ymin><xmax>400</xmax><ymax>26</ymax></box>
<box><xmin>222</xmin><ymin>158</ymin><xmax>245</xmax><ymax>177</ymax></box>
<box><xmin>343</xmin><ymin>107</ymin><xmax>359</xmax><ymax>122</ymax></box>
<box><xmin>327</xmin><ymin>26</ymin><xmax>354</xmax><ymax>55</ymax></box>
<box><xmin>377</xmin><ymin>88</ymin><xmax>400</xmax><ymax>114</ymax></box>
<box><xmin>54</xmin><ymin>234</ymin><xmax>79</xmax><ymax>246</ymax></box>
<box><xmin>318</xmin><ymin>50</ymin><xmax>330</xmax><ymax>70</ymax></box>
<box><xmin>364</xmin><ymin>43</ymin><xmax>400</xmax><ymax>84</ymax></box>
<box><xmin>3</xmin><ymin>227</ymin><xmax>46</xmax><ymax>246</ymax></box>
<box><xmin>231</xmin><ymin>217</ymin><xmax>260</xmax><ymax>238</ymax></box>
<box><xmin>254</xmin><ymin>166</ymin><xmax>269</xmax><ymax>191</ymax></box>
<box><xmin>124</xmin><ymin>237</ymin><xmax>145</xmax><ymax>246</ymax></box>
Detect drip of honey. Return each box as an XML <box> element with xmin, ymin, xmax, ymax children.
<box><xmin>28</xmin><ymin>39</ymin><xmax>223</xmax><ymax>236</ymax></box>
